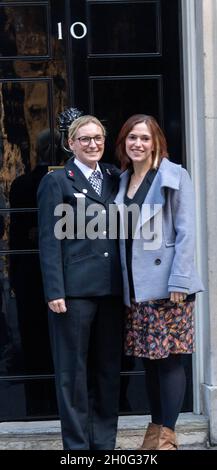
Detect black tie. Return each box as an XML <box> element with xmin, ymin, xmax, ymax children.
<box><xmin>88</xmin><ymin>170</ymin><xmax>103</xmax><ymax>196</ymax></box>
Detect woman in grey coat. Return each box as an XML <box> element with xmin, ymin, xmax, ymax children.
<box><xmin>115</xmin><ymin>114</ymin><xmax>204</xmax><ymax>450</ymax></box>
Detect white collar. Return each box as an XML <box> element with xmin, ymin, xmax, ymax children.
<box><xmin>74</xmin><ymin>158</ymin><xmax>102</xmax><ymax>180</ymax></box>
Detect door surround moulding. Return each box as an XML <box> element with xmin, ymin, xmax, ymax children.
<box><xmin>181</xmin><ymin>0</ymin><xmax>207</xmax><ymax>414</ymax></box>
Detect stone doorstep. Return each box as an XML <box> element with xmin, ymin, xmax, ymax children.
<box><xmin>117</xmin><ymin>413</ymin><xmax>209</xmax><ymax>450</ymax></box>
<box><xmin>0</xmin><ymin>413</ymin><xmax>209</xmax><ymax>450</ymax></box>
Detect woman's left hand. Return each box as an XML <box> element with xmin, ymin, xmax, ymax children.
<box><xmin>170</xmin><ymin>292</ymin><xmax>187</xmax><ymax>303</ymax></box>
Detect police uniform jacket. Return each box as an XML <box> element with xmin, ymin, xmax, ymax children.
<box><xmin>37</xmin><ymin>158</ymin><xmax>122</xmax><ymax>302</ymax></box>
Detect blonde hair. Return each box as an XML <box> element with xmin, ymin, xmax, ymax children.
<box><xmin>68</xmin><ymin>115</ymin><xmax>106</xmax><ymax>140</ymax></box>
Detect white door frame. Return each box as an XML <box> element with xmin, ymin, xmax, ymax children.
<box><xmin>181</xmin><ymin>0</ymin><xmax>207</xmax><ymax>413</ymax></box>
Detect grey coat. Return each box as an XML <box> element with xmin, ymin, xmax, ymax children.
<box><xmin>115</xmin><ymin>158</ymin><xmax>204</xmax><ymax>307</ymax></box>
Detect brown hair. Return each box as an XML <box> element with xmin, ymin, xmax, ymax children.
<box><xmin>115</xmin><ymin>114</ymin><xmax>169</xmax><ymax>170</ymax></box>
<box><xmin>68</xmin><ymin>115</ymin><xmax>106</xmax><ymax>140</ymax></box>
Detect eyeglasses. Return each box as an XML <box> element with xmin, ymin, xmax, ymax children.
<box><xmin>74</xmin><ymin>135</ymin><xmax>105</xmax><ymax>146</ymax></box>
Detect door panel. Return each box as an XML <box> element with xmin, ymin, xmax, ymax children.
<box><xmin>1</xmin><ymin>78</ymin><xmax>51</xmax><ymax>172</ymax></box>
<box><xmin>0</xmin><ymin>3</ymin><xmax>50</xmax><ymax>58</ymax></box>
<box><xmin>89</xmin><ymin>75</ymin><xmax>163</xmax><ymax>157</ymax></box>
<box><xmin>87</xmin><ymin>1</ymin><xmax>161</xmax><ymax>56</ymax></box>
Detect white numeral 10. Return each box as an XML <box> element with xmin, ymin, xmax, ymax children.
<box><xmin>58</xmin><ymin>22</ymin><xmax>87</xmax><ymax>40</ymax></box>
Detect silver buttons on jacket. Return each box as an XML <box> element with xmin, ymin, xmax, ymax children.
<box><xmin>104</xmin><ymin>252</ymin><xmax>109</xmax><ymax>257</ymax></box>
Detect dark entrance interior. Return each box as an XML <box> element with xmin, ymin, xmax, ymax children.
<box><xmin>0</xmin><ymin>0</ymin><xmax>192</xmax><ymax>420</ymax></box>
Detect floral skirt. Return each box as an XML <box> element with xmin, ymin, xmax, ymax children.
<box><xmin>125</xmin><ymin>298</ymin><xmax>195</xmax><ymax>360</ymax></box>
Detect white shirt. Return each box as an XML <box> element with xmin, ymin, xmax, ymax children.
<box><xmin>74</xmin><ymin>158</ymin><xmax>103</xmax><ymax>180</ymax></box>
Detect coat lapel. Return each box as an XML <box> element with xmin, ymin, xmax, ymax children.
<box><xmin>136</xmin><ymin>159</ymin><xmax>182</xmax><ymax>231</ymax></box>
<box><xmin>100</xmin><ymin>165</ymin><xmax>117</xmax><ymax>202</ymax></box>
<box><xmin>114</xmin><ymin>170</ymin><xmax>130</xmax><ymax>239</ymax></box>
<box><xmin>114</xmin><ymin>170</ymin><xmax>130</xmax><ymax>204</ymax></box>
<box><xmin>134</xmin><ymin>171</ymin><xmax>165</xmax><ymax>231</ymax></box>
<box><xmin>65</xmin><ymin>159</ymin><xmax>100</xmax><ymax>201</ymax></box>
<box><xmin>115</xmin><ymin>158</ymin><xmax>182</xmax><ymax>233</ymax></box>
<box><xmin>65</xmin><ymin>159</ymin><xmax>117</xmax><ymax>203</ymax></box>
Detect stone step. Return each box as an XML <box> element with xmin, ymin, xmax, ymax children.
<box><xmin>117</xmin><ymin>413</ymin><xmax>209</xmax><ymax>450</ymax></box>
<box><xmin>0</xmin><ymin>413</ymin><xmax>209</xmax><ymax>450</ymax></box>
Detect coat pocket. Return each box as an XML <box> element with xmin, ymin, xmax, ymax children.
<box><xmin>66</xmin><ymin>252</ymin><xmax>94</xmax><ymax>264</ymax></box>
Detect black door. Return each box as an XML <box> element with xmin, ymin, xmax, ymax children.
<box><xmin>0</xmin><ymin>0</ymin><xmax>192</xmax><ymax>420</ymax></box>
<box><xmin>61</xmin><ymin>0</ymin><xmax>185</xmax><ymax>164</ymax></box>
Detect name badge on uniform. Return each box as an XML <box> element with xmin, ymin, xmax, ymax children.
<box><xmin>74</xmin><ymin>193</ymin><xmax>86</xmax><ymax>198</ymax></box>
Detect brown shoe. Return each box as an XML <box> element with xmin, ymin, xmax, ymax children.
<box><xmin>157</xmin><ymin>426</ymin><xmax>178</xmax><ymax>450</ymax></box>
<box><xmin>138</xmin><ymin>423</ymin><xmax>162</xmax><ymax>450</ymax></box>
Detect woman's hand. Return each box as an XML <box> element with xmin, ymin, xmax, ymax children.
<box><xmin>48</xmin><ymin>298</ymin><xmax>67</xmax><ymax>313</ymax></box>
<box><xmin>170</xmin><ymin>292</ymin><xmax>187</xmax><ymax>303</ymax></box>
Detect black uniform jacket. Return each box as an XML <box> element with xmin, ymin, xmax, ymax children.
<box><xmin>37</xmin><ymin>158</ymin><xmax>122</xmax><ymax>302</ymax></box>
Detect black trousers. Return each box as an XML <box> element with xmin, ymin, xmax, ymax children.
<box><xmin>48</xmin><ymin>296</ymin><xmax>123</xmax><ymax>450</ymax></box>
